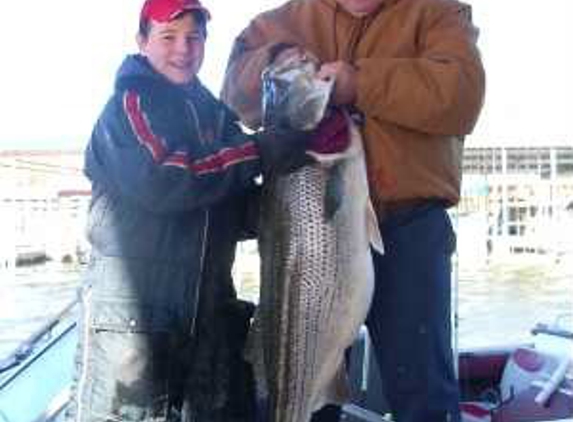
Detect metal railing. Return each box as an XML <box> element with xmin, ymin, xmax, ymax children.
<box><xmin>0</xmin><ymin>298</ymin><xmax>78</xmax><ymax>390</ymax></box>
<box><xmin>0</xmin><ymin>298</ymin><xmax>79</xmax><ymax>422</ymax></box>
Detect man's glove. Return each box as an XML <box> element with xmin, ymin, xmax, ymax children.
<box><xmin>255</xmin><ymin>127</ymin><xmax>314</xmax><ymax>175</ymax></box>
<box><xmin>307</xmin><ymin>107</ymin><xmax>350</xmax><ymax>154</ymax></box>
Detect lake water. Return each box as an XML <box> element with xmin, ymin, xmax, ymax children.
<box><xmin>1</xmin><ymin>251</ymin><xmax>572</xmax><ymax>360</ymax></box>
<box><xmin>0</xmin><ymin>262</ymin><xmax>81</xmax><ymax>360</ymax></box>
<box><xmin>456</xmin><ymin>258</ymin><xmax>572</xmax><ymax>348</ymax></box>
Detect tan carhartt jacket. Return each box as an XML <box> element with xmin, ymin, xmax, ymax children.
<box><xmin>221</xmin><ymin>0</ymin><xmax>485</xmax><ymax>207</ymax></box>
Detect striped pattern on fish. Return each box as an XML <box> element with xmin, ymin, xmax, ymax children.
<box><xmin>246</xmin><ymin>116</ymin><xmax>383</xmax><ymax>422</ymax></box>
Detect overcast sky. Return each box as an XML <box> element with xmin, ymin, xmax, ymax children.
<box><xmin>0</xmin><ymin>0</ymin><xmax>571</xmax><ymax>149</ymax></box>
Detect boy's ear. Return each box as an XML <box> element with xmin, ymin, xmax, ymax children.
<box><xmin>136</xmin><ymin>33</ymin><xmax>146</xmax><ymax>52</ymax></box>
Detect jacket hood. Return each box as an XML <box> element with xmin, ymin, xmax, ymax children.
<box><xmin>116</xmin><ymin>54</ymin><xmax>163</xmax><ymax>86</ymax></box>
<box><xmin>114</xmin><ymin>54</ymin><xmax>204</xmax><ymax>97</ymax></box>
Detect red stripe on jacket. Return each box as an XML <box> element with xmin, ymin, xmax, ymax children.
<box><xmin>123</xmin><ymin>91</ymin><xmax>167</xmax><ymax>162</ymax></box>
<box><xmin>124</xmin><ymin>90</ymin><xmax>258</xmax><ymax>175</ymax></box>
<box><xmin>164</xmin><ymin>143</ymin><xmax>258</xmax><ymax>175</ymax></box>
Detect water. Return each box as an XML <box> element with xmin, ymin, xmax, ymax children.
<box><xmin>1</xmin><ymin>254</ymin><xmax>572</xmax><ymax>360</ymax></box>
<box><xmin>0</xmin><ymin>262</ymin><xmax>81</xmax><ymax>360</ymax></box>
<box><xmin>456</xmin><ymin>258</ymin><xmax>573</xmax><ymax>348</ymax></box>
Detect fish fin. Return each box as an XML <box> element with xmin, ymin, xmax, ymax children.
<box><xmin>366</xmin><ymin>199</ymin><xmax>384</xmax><ymax>254</ymax></box>
<box><xmin>323</xmin><ymin>362</ymin><xmax>351</xmax><ymax>406</ymax></box>
<box><xmin>324</xmin><ymin>164</ymin><xmax>344</xmax><ymax>221</ymax></box>
<box><xmin>333</xmin><ymin>362</ymin><xmax>351</xmax><ymax>401</ymax></box>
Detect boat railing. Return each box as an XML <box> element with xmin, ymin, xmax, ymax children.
<box><xmin>0</xmin><ymin>297</ymin><xmax>79</xmax><ymax>422</ymax></box>
<box><xmin>531</xmin><ymin>312</ymin><xmax>573</xmax><ymax>340</ymax></box>
<box><xmin>532</xmin><ymin>324</ymin><xmax>573</xmax><ymax>340</ymax></box>
<box><xmin>0</xmin><ymin>297</ymin><xmax>79</xmax><ymax>381</ymax></box>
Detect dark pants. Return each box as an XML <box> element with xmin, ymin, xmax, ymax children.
<box><xmin>312</xmin><ymin>201</ymin><xmax>460</xmax><ymax>422</ymax></box>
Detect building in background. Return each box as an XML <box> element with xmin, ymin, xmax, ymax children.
<box><xmin>2</xmin><ymin>145</ymin><xmax>573</xmax><ymax>269</ymax></box>
<box><xmin>0</xmin><ymin>150</ymin><xmax>90</xmax><ymax>267</ymax></box>
<box><xmin>457</xmin><ymin>145</ymin><xmax>573</xmax><ymax>263</ymax></box>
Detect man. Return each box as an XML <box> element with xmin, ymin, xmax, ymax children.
<box><xmin>222</xmin><ymin>0</ymin><xmax>485</xmax><ymax>421</ymax></box>
<box><xmin>66</xmin><ymin>0</ymin><xmax>312</xmax><ymax>420</ymax></box>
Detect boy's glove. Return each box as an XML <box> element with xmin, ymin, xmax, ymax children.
<box><xmin>255</xmin><ymin>127</ymin><xmax>314</xmax><ymax>175</ymax></box>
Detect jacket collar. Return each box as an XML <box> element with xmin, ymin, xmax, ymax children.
<box><xmin>320</xmin><ymin>0</ymin><xmax>401</xmax><ymax>14</ymax></box>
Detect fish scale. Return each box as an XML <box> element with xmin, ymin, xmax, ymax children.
<box><xmin>263</xmin><ymin>165</ymin><xmax>340</xmax><ymax>422</ymax></box>
<box><xmin>247</xmin><ymin>119</ymin><xmax>383</xmax><ymax>422</ymax></box>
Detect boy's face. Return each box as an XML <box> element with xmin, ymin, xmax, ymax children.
<box><xmin>137</xmin><ymin>13</ymin><xmax>205</xmax><ymax>85</ymax></box>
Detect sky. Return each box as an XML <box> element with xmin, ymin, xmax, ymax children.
<box><xmin>0</xmin><ymin>0</ymin><xmax>572</xmax><ymax>150</ymax></box>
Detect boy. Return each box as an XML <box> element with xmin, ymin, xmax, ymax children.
<box><xmin>67</xmin><ymin>0</ymin><xmax>310</xmax><ymax>420</ymax></box>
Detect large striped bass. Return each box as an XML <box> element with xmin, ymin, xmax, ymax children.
<box><xmin>246</xmin><ymin>111</ymin><xmax>383</xmax><ymax>422</ymax></box>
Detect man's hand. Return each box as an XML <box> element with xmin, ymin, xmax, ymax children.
<box><xmin>272</xmin><ymin>46</ymin><xmax>306</xmax><ymax>65</ymax></box>
<box><xmin>317</xmin><ymin>61</ymin><xmax>358</xmax><ymax>105</ymax></box>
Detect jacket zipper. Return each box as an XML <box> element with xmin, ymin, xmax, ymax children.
<box><xmin>190</xmin><ymin>209</ymin><xmax>209</xmax><ymax>337</ymax></box>
<box><xmin>183</xmin><ymin>97</ymin><xmax>212</xmax><ymax>337</ymax></box>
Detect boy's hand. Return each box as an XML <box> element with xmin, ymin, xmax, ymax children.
<box><xmin>255</xmin><ymin>128</ymin><xmax>314</xmax><ymax>175</ymax></box>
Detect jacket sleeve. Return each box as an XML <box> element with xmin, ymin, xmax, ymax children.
<box><xmin>221</xmin><ymin>9</ymin><xmax>301</xmax><ymax>130</ymax></box>
<box><xmin>85</xmin><ymin>89</ymin><xmax>262</xmax><ymax>215</ymax></box>
<box><xmin>355</xmin><ymin>2</ymin><xmax>485</xmax><ymax>135</ymax></box>
<box><xmin>221</xmin><ymin>40</ymin><xmax>272</xmax><ymax>129</ymax></box>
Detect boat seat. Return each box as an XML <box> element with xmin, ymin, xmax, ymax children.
<box><xmin>461</xmin><ymin>346</ymin><xmax>568</xmax><ymax>422</ymax></box>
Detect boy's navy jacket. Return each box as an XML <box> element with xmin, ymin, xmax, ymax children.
<box><xmin>85</xmin><ymin>54</ymin><xmax>261</xmax><ymax>263</ymax></box>
<box><xmin>80</xmin><ymin>55</ymin><xmax>260</xmax><ymax>419</ymax></box>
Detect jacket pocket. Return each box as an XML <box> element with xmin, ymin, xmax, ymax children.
<box><xmin>82</xmin><ymin>298</ymin><xmax>178</xmax><ymax>420</ymax></box>
<box><xmin>91</xmin><ymin>298</ymin><xmax>174</xmax><ymax>333</ymax></box>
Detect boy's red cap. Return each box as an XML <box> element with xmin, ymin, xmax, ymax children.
<box><xmin>140</xmin><ymin>0</ymin><xmax>211</xmax><ymax>23</ymax></box>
